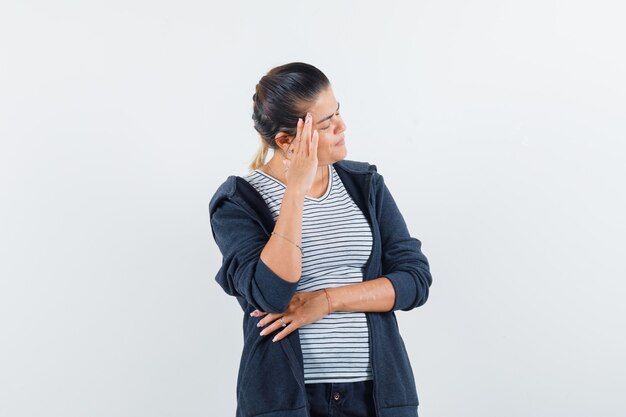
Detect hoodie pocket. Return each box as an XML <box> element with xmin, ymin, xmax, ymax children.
<box><xmin>237</xmin><ymin>337</ymin><xmax>306</xmax><ymax>415</ymax></box>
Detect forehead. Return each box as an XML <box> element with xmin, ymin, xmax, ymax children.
<box><xmin>307</xmin><ymin>86</ymin><xmax>337</xmax><ymax>116</ymax></box>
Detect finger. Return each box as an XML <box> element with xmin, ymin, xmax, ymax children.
<box><xmin>291</xmin><ymin>118</ymin><xmax>303</xmax><ymax>155</ymax></box>
<box><xmin>272</xmin><ymin>320</ymin><xmax>299</xmax><ymax>342</ymax></box>
<box><xmin>296</xmin><ymin>117</ymin><xmax>303</xmax><ymax>138</ymax></box>
<box><xmin>257</xmin><ymin>313</ymin><xmax>279</xmax><ymax>328</ymax></box>
<box><xmin>250</xmin><ymin>310</ymin><xmax>268</xmax><ymax>317</ymax></box>
<box><xmin>299</xmin><ymin>112</ymin><xmax>312</xmax><ymax>156</ymax></box>
<box><xmin>309</xmin><ymin>129</ymin><xmax>318</xmax><ymax>157</ymax></box>
<box><xmin>259</xmin><ymin>317</ymin><xmax>288</xmax><ymax>337</ymax></box>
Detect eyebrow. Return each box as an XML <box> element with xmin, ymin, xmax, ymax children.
<box><xmin>314</xmin><ymin>102</ymin><xmax>340</xmax><ymax>125</ymax></box>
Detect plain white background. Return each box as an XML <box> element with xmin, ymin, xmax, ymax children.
<box><xmin>1</xmin><ymin>1</ymin><xmax>625</xmax><ymax>416</ymax></box>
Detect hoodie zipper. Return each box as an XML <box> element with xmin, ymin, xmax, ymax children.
<box><xmin>361</xmin><ymin>171</ymin><xmax>381</xmax><ymax>417</ymax></box>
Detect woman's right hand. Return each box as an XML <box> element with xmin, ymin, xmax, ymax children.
<box><xmin>283</xmin><ymin>112</ymin><xmax>319</xmax><ymax>195</ymax></box>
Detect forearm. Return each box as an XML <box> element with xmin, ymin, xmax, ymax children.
<box><xmin>326</xmin><ymin>277</ymin><xmax>395</xmax><ymax>313</ymax></box>
<box><xmin>259</xmin><ymin>187</ymin><xmax>306</xmax><ymax>283</ymax></box>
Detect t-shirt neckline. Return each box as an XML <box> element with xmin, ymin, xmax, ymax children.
<box><xmin>255</xmin><ymin>164</ymin><xmax>333</xmax><ymax>202</ymax></box>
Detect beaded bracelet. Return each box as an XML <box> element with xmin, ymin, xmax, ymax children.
<box><xmin>271</xmin><ymin>231</ymin><xmax>303</xmax><ymax>254</ymax></box>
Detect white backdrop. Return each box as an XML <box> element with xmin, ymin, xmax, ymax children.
<box><xmin>1</xmin><ymin>1</ymin><xmax>625</xmax><ymax>416</ymax></box>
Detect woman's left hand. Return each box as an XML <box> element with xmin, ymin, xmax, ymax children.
<box><xmin>251</xmin><ymin>290</ymin><xmax>331</xmax><ymax>342</ymax></box>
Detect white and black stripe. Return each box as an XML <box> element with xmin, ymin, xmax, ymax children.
<box><xmin>243</xmin><ymin>164</ymin><xmax>374</xmax><ymax>383</ymax></box>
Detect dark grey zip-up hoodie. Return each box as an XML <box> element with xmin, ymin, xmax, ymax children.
<box><xmin>208</xmin><ymin>159</ymin><xmax>432</xmax><ymax>417</ymax></box>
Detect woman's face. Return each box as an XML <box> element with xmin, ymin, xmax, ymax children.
<box><xmin>276</xmin><ymin>85</ymin><xmax>347</xmax><ymax>165</ymax></box>
<box><xmin>304</xmin><ymin>86</ymin><xmax>347</xmax><ymax>164</ymax></box>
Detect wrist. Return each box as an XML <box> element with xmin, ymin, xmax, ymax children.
<box><xmin>323</xmin><ymin>288</ymin><xmax>335</xmax><ymax>314</ymax></box>
<box><xmin>284</xmin><ymin>186</ymin><xmax>307</xmax><ymax>200</ymax></box>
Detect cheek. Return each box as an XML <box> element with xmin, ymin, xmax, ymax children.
<box><xmin>317</xmin><ymin>133</ymin><xmax>334</xmax><ymax>150</ymax></box>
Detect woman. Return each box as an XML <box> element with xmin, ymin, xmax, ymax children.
<box><xmin>209</xmin><ymin>62</ymin><xmax>432</xmax><ymax>417</ymax></box>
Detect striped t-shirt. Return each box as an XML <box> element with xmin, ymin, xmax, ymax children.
<box><xmin>242</xmin><ymin>163</ymin><xmax>374</xmax><ymax>384</ymax></box>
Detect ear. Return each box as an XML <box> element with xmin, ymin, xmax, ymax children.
<box><xmin>274</xmin><ymin>132</ymin><xmax>294</xmax><ymax>153</ymax></box>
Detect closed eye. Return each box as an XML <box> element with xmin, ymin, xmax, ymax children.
<box><xmin>320</xmin><ymin>110</ymin><xmax>341</xmax><ymax>131</ymax></box>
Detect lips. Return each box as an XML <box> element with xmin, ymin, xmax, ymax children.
<box><xmin>336</xmin><ymin>136</ymin><xmax>345</xmax><ymax>146</ymax></box>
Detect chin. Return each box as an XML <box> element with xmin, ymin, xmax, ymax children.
<box><xmin>329</xmin><ymin>150</ymin><xmax>348</xmax><ymax>164</ymax></box>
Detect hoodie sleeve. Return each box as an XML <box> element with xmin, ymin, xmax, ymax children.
<box><xmin>209</xmin><ymin>198</ymin><xmax>299</xmax><ymax>313</ymax></box>
<box><xmin>374</xmin><ymin>172</ymin><xmax>432</xmax><ymax>311</ymax></box>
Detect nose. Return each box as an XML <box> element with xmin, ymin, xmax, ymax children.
<box><xmin>335</xmin><ymin>115</ymin><xmax>346</xmax><ymax>134</ymax></box>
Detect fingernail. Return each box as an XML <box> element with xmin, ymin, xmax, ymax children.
<box><xmin>257</xmin><ymin>321</ymin><xmax>262</xmax><ymax>327</ymax></box>
<box><xmin>306</xmin><ymin>112</ymin><xmax>311</xmax><ymax>123</ymax></box>
<box><xmin>260</xmin><ymin>331</ymin><xmax>265</xmax><ymax>336</ymax></box>
<box><xmin>250</xmin><ymin>311</ymin><xmax>256</xmax><ymax>317</ymax></box>
<box><xmin>298</xmin><ymin>118</ymin><xmax>303</xmax><ymax>126</ymax></box>
<box><xmin>272</xmin><ymin>336</ymin><xmax>277</xmax><ymax>342</ymax></box>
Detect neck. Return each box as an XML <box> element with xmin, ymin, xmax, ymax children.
<box><xmin>264</xmin><ymin>157</ymin><xmax>327</xmax><ymax>188</ymax></box>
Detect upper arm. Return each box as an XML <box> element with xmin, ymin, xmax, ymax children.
<box><xmin>209</xmin><ymin>199</ymin><xmax>299</xmax><ymax>313</ymax></box>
